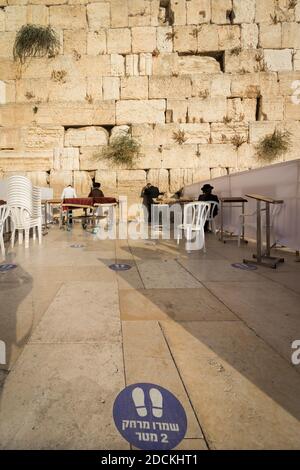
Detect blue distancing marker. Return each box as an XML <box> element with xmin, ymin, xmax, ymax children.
<box><xmin>232</xmin><ymin>263</ymin><xmax>258</xmax><ymax>271</ymax></box>
<box><xmin>0</xmin><ymin>264</ymin><xmax>17</xmax><ymax>273</ymax></box>
<box><xmin>113</xmin><ymin>383</ymin><xmax>187</xmax><ymax>450</ymax></box>
<box><xmin>109</xmin><ymin>263</ymin><xmax>132</xmax><ymax>271</ymax></box>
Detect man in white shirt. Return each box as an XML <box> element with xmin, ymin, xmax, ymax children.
<box><xmin>61</xmin><ymin>184</ymin><xmax>77</xmax><ymax>226</ymax></box>
<box><xmin>61</xmin><ymin>184</ymin><xmax>77</xmax><ymax>200</ymax></box>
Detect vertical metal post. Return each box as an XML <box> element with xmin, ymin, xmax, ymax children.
<box><xmin>241</xmin><ymin>201</ymin><xmax>245</xmax><ymax>242</ymax></box>
<box><xmin>265</xmin><ymin>202</ymin><xmax>271</xmax><ymax>257</ymax></box>
<box><xmin>256</xmin><ymin>200</ymin><xmax>262</xmax><ymax>263</ymax></box>
<box><xmin>220</xmin><ymin>200</ymin><xmax>224</xmax><ymax>242</ymax></box>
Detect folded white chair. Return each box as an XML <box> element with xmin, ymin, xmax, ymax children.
<box><xmin>206</xmin><ymin>201</ymin><xmax>219</xmax><ymax>235</ymax></box>
<box><xmin>0</xmin><ymin>204</ymin><xmax>10</xmax><ymax>260</ymax></box>
<box><xmin>176</xmin><ymin>202</ymin><xmax>210</xmax><ymax>252</ymax></box>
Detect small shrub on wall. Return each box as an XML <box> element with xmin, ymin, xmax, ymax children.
<box><xmin>95</xmin><ymin>134</ymin><xmax>141</xmax><ymax>168</ymax></box>
<box><xmin>256</xmin><ymin>130</ymin><xmax>291</xmax><ymax>163</ymax></box>
<box><xmin>13</xmin><ymin>25</ymin><xmax>60</xmax><ymax>64</ymax></box>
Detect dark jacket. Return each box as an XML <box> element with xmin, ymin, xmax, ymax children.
<box><xmin>141</xmin><ymin>186</ymin><xmax>160</xmax><ymax>206</ymax></box>
<box><xmin>88</xmin><ymin>188</ymin><xmax>104</xmax><ymax>198</ymax></box>
<box><xmin>198</xmin><ymin>193</ymin><xmax>219</xmax><ymax>217</ymax></box>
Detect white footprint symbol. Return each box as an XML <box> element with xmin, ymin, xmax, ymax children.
<box><xmin>132</xmin><ymin>387</ymin><xmax>148</xmax><ymax>417</ymax></box>
<box><xmin>150</xmin><ymin>388</ymin><xmax>163</xmax><ymax>418</ymax></box>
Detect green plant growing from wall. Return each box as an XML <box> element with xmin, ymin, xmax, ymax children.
<box><xmin>95</xmin><ymin>134</ymin><xmax>141</xmax><ymax>168</ymax></box>
<box><xmin>256</xmin><ymin>129</ymin><xmax>291</xmax><ymax>162</ymax></box>
<box><xmin>172</xmin><ymin>130</ymin><xmax>187</xmax><ymax>145</ymax></box>
<box><xmin>13</xmin><ymin>24</ymin><xmax>60</xmax><ymax>64</ymax></box>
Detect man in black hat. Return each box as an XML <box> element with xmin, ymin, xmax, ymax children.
<box><xmin>198</xmin><ymin>184</ymin><xmax>219</xmax><ymax>232</ymax></box>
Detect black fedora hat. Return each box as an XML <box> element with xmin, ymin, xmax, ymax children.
<box><xmin>201</xmin><ymin>183</ymin><xmax>214</xmax><ymax>192</ymax></box>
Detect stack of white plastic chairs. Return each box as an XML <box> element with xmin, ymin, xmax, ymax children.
<box><xmin>7</xmin><ymin>176</ymin><xmax>42</xmax><ymax>249</ymax></box>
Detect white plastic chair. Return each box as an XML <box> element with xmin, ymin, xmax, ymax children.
<box><xmin>176</xmin><ymin>202</ymin><xmax>210</xmax><ymax>252</ymax></box>
<box><xmin>7</xmin><ymin>176</ymin><xmax>42</xmax><ymax>249</ymax></box>
<box><xmin>0</xmin><ymin>204</ymin><xmax>10</xmax><ymax>260</ymax></box>
<box><xmin>206</xmin><ymin>201</ymin><xmax>219</xmax><ymax>235</ymax></box>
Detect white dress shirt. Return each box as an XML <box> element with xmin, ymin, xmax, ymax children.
<box><xmin>61</xmin><ymin>186</ymin><xmax>77</xmax><ymax>199</ymax></box>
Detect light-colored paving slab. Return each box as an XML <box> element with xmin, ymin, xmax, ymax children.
<box><xmin>178</xmin><ymin>259</ymin><xmax>261</xmax><ymax>282</ymax></box>
<box><xmin>120</xmin><ymin>288</ymin><xmax>238</xmax><ymax>322</ymax></box>
<box><xmin>259</xmin><ymin>271</ymin><xmax>300</xmax><ymax>295</ymax></box>
<box><xmin>136</xmin><ymin>259</ymin><xmax>202</xmax><ymax>289</ymax></box>
<box><xmin>122</xmin><ymin>321</ymin><xmax>206</xmax><ymax>441</ymax></box>
<box><xmin>204</xmin><ymin>280</ymin><xmax>300</xmax><ymax>363</ymax></box>
<box><xmin>30</xmin><ymin>281</ymin><xmax>121</xmax><ymax>344</ymax></box>
<box><xmin>0</xmin><ymin>343</ymin><xmax>127</xmax><ymax>450</ymax></box>
<box><xmin>161</xmin><ymin>320</ymin><xmax>300</xmax><ymax>449</ymax></box>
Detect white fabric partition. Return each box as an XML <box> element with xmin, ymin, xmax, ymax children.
<box><xmin>183</xmin><ymin>160</ymin><xmax>300</xmax><ymax>251</ymax></box>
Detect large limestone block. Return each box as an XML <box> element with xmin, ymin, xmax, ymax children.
<box><xmin>125</xmin><ymin>54</ymin><xmax>139</xmax><ymax>76</ymax></box>
<box><xmin>230</xmin><ymin>73</ymin><xmax>260</xmax><ymax>98</ymax></box>
<box><xmin>167</xmin><ymin>99</ymin><xmax>188</xmax><ymax>123</ymax></box>
<box><xmin>0</xmin><ymin>32</ymin><xmax>14</xmax><ymax>58</ymax></box>
<box><xmin>111</xmin><ymin>54</ymin><xmax>125</xmax><ymax>76</ymax></box>
<box><xmin>73</xmin><ymin>170</ymin><xmax>93</xmax><ymax>197</ymax></box>
<box><xmin>210</xmin><ymin>122</ymin><xmax>249</xmax><ymax>144</ymax></box>
<box><xmin>149</xmin><ymin>76</ymin><xmax>191</xmax><ymax>99</ymax></box>
<box><xmin>95</xmin><ymin>169</ymin><xmax>117</xmax><ymax>194</ymax></box>
<box><xmin>0</xmin><ymin>127</ymin><xmax>20</xmax><ymax>149</ymax></box>
<box><xmin>128</xmin><ymin>0</ymin><xmax>151</xmax><ymax>27</ymax></box>
<box><xmin>210</xmin><ymin>167</ymin><xmax>228</xmax><ymax>178</ymax></box>
<box><xmin>264</xmin><ymin>49</ymin><xmax>293</xmax><ymax>72</ymax></box>
<box><xmin>192</xmin><ymin>73</ymin><xmax>231</xmax><ymax>98</ymax></box>
<box><xmin>64</xmin><ymin>29</ymin><xmax>87</xmax><ymax>55</ymax></box>
<box><xmin>227</xmin><ymin>97</ymin><xmax>256</xmax><ymax>122</ymax></box>
<box><xmin>193</xmin><ymin>167</ymin><xmax>211</xmax><ymax>181</ymax></box>
<box><xmin>49</xmin><ymin>5</ymin><xmax>87</xmax><ymax>29</ymax></box>
<box><xmin>161</xmin><ymin>144</ymin><xmax>199</xmax><ymax>169</ymax></box>
<box><xmin>103</xmin><ymin>76</ymin><xmax>120</xmax><ymax>100</ymax></box>
<box><xmin>152</xmin><ymin>53</ymin><xmax>179</xmax><ymax>76</ymax></box>
<box><xmin>177</xmin><ymin>123</ymin><xmax>210</xmax><ymax>144</ymax></box>
<box><xmin>48</xmin><ymin>80</ymin><xmax>88</xmax><ymax>103</ymax></box>
<box><xmin>178</xmin><ymin>56</ymin><xmax>220</xmax><ymax>74</ymax></box>
<box><xmin>0</xmin><ymin>59</ymin><xmax>17</xmax><ymax>80</ymax></box>
<box><xmin>157</xmin><ymin>26</ymin><xmax>173</xmax><ymax>53</ymax></box>
<box><xmin>110</xmin><ymin>125</ymin><xmax>130</xmax><ymax>141</ymax></box>
<box><xmin>197</xmin><ymin>24</ymin><xmax>219</xmax><ymax>51</ymax></box>
<box><xmin>237</xmin><ymin>143</ymin><xmax>257</xmax><ymax>169</ymax></box>
<box><xmin>261</xmin><ymin>96</ymin><xmax>284</xmax><ymax>121</ymax></box>
<box><xmin>107</xmin><ymin>28</ymin><xmax>132</xmax><ymax>54</ymax></box>
<box><xmin>249</xmin><ymin>122</ymin><xmax>277</xmax><ymax>143</ymax></box>
<box><xmin>218</xmin><ymin>25</ymin><xmax>241</xmax><ymax>50</ymax></box>
<box><xmin>49</xmin><ymin>170</ymin><xmax>73</xmax><ymax>197</ymax></box>
<box><xmin>293</xmin><ymin>50</ymin><xmax>300</xmax><ymax>71</ymax></box>
<box><xmin>15</xmin><ymin>78</ymin><xmax>49</xmax><ymax>103</ymax></box>
<box><xmin>188</xmin><ymin>97</ymin><xmax>227</xmax><ymax>123</ymax></box>
<box><xmin>79</xmin><ymin>146</ymin><xmax>107</xmax><ymax>171</ymax></box>
<box><xmin>4</xmin><ymin>6</ymin><xmax>26</xmax><ymax>31</ymax></box>
<box><xmin>65</xmin><ymin>126</ymin><xmax>109</xmax><ymax>147</ymax></box>
<box><xmin>110</xmin><ymin>0</ymin><xmax>129</xmax><ymax>27</ymax></box>
<box><xmin>0</xmin><ymin>9</ymin><xmax>4</xmax><ymax>31</ymax></box>
<box><xmin>241</xmin><ymin>23</ymin><xmax>258</xmax><ymax>49</ymax></box>
<box><xmin>197</xmin><ymin>144</ymin><xmax>238</xmax><ymax>167</ymax></box>
<box><xmin>255</xmin><ymin>0</ymin><xmax>275</xmax><ymax>23</ymax></box>
<box><xmin>224</xmin><ymin>49</ymin><xmax>262</xmax><ymax>73</ymax></box>
<box><xmin>139</xmin><ymin>53</ymin><xmax>153</xmax><ymax>75</ymax></box>
<box><xmin>169</xmin><ymin>168</ymin><xmax>195</xmax><ymax>193</ymax></box>
<box><xmin>150</xmin><ymin>0</ymin><xmax>160</xmax><ymax>26</ymax></box>
<box><xmin>132</xmin><ymin>26</ymin><xmax>156</xmax><ymax>53</ymax></box>
<box><xmin>173</xmin><ymin>26</ymin><xmax>197</xmax><ymax>52</ymax></box>
<box><xmin>116</xmin><ymin>99</ymin><xmax>166</xmax><ymax>124</ymax></box>
<box><xmin>0</xmin><ymin>150</ymin><xmax>53</xmax><ymax>172</ymax></box>
<box><xmin>278</xmin><ymin>72</ymin><xmax>300</xmax><ymax>96</ymax></box>
<box><xmin>87</xmin><ymin>2</ymin><xmax>110</xmax><ymax>29</ymax></box>
<box><xmin>25</xmin><ymin>172</ymin><xmax>49</xmax><ymax>188</ymax></box>
<box><xmin>147</xmin><ymin>169</ymin><xmax>169</xmax><ymax>192</ymax></box>
<box><xmin>87</xmin><ymin>30</ymin><xmax>107</xmax><ymax>55</ymax></box>
<box><xmin>53</xmin><ymin>147</ymin><xmax>80</xmax><ymax>171</ymax></box>
<box><xmin>282</xmin><ymin>23</ymin><xmax>300</xmax><ymax>49</ymax></box>
<box><xmin>86</xmin><ymin>77</ymin><xmax>103</xmax><ymax>101</ymax></box>
<box><xmin>259</xmin><ymin>72</ymin><xmax>280</xmax><ymax>96</ymax></box>
<box><xmin>285</xmin><ymin>97</ymin><xmax>300</xmax><ymax>120</ymax></box>
<box><xmin>121</xmin><ymin>77</ymin><xmax>148</xmax><ymax>100</ymax></box>
<box><xmin>26</xmin><ymin>5</ymin><xmax>48</xmax><ymax>26</ymax></box>
<box><xmin>259</xmin><ymin>24</ymin><xmax>282</xmax><ymax>49</ymax></box>
<box><xmin>131</xmin><ymin>124</ymin><xmax>155</xmax><ymax>146</ymax></box>
<box><xmin>232</xmin><ymin>0</ymin><xmax>255</xmax><ymax>23</ymax></box>
<box><xmin>21</xmin><ymin>125</ymin><xmax>65</xmax><ymax>150</ymax></box>
<box><xmin>211</xmin><ymin>0</ymin><xmax>232</xmax><ymax>24</ymax></box>
<box><xmin>186</xmin><ymin>0</ymin><xmax>211</xmax><ymax>24</ymax></box>
<box><xmin>171</xmin><ymin>0</ymin><xmax>187</xmax><ymax>25</ymax></box>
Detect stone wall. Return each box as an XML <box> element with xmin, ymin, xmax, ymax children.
<box><xmin>0</xmin><ymin>0</ymin><xmax>300</xmax><ymax>200</ymax></box>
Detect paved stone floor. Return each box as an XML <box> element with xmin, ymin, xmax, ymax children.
<box><xmin>0</xmin><ymin>224</ymin><xmax>300</xmax><ymax>450</ymax></box>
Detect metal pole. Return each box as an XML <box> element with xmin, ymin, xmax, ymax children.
<box><xmin>220</xmin><ymin>200</ymin><xmax>224</xmax><ymax>242</ymax></box>
<box><xmin>257</xmin><ymin>200</ymin><xmax>262</xmax><ymax>263</ymax></box>
<box><xmin>265</xmin><ymin>202</ymin><xmax>271</xmax><ymax>257</ymax></box>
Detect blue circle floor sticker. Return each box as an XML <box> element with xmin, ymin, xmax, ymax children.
<box><xmin>113</xmin><ymin>383</ymin><xmax>187</xmax><ymax>450</ymax></box>
<box><xmin>232</xmin><ymin>262</ymin><xmax>257</xmax><ymax>271</ymax></box>
<box><xmin>0</xmin><ymin>264</ymin><xmax>17</xmax><ymax>273</ymax></box>
<box><xmin>109</xmin><ymin>263</ymin><xmax>132</xmax><ymax>271</ymax></box>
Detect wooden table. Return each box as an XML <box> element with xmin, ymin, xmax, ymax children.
<box><xmin>219</xmin><ymin>197</ymin><xmax>248</xmax><ymax>243</ymax></box>
<box><xmin>243</xmin><ymin>194</ymin><xmax>284</xmax><ymax>269</ymax></box>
